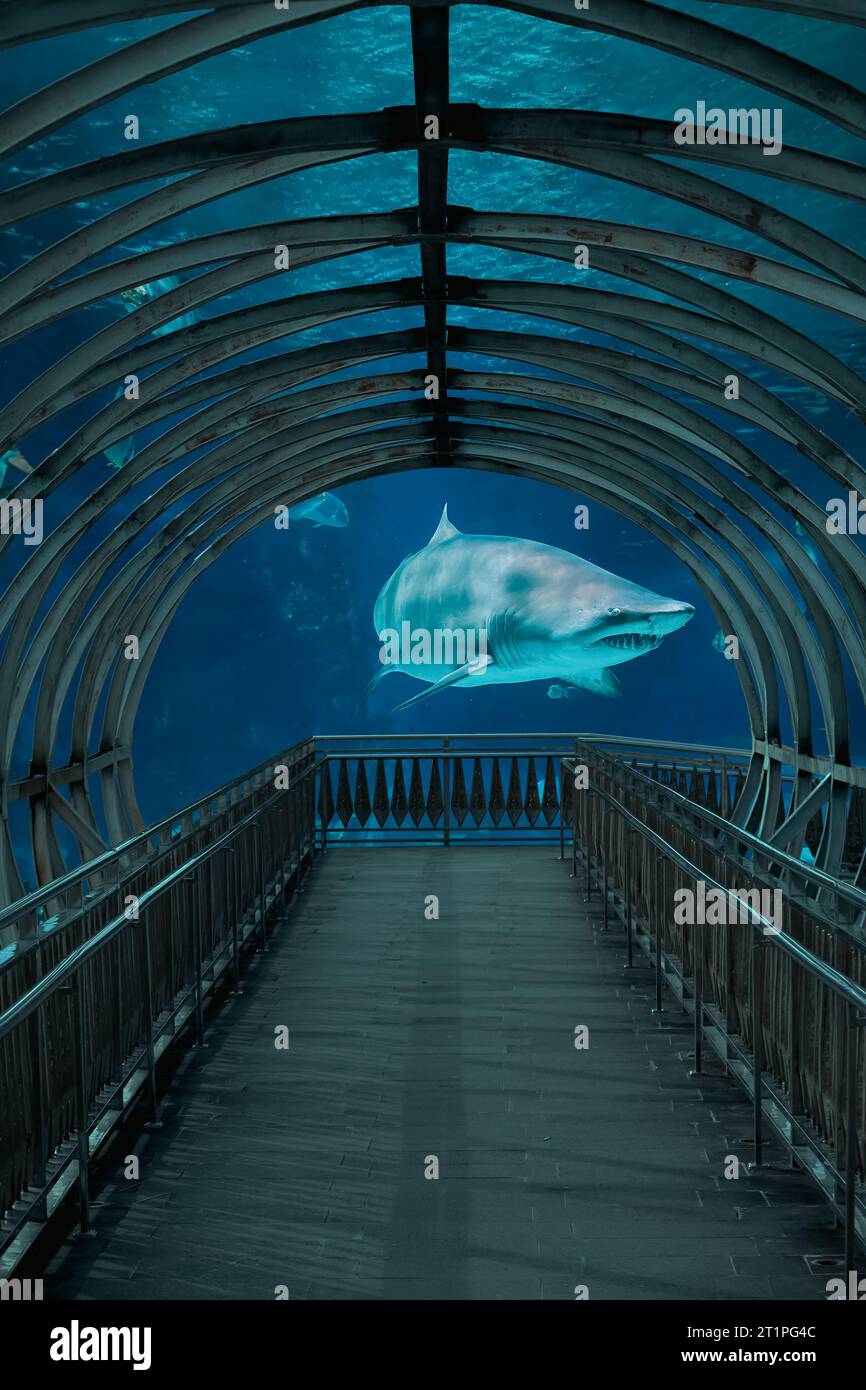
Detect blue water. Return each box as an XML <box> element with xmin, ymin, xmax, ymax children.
<box><xmin>1</xmin><ymin>3</ymin><xmax>864</xmax><ymax>850</ymax></box>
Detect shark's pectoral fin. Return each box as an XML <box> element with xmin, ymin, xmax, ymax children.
<box><xmin>392</xmin><ymin>655</ymin><xmax>494</xmax><ymax>713</ymax></box>
<box><xmin>367</xmin><ymin>666</ymin><xmax>398</xmax><ymax>696</ymax></box>
<box><xmin>568</xmin><ymin>668</ymin><xmax>622</xmax><ymax>698</ymax></box>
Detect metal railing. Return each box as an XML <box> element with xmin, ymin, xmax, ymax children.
<box><xmin>0</xmin><ymin>757</ymin><xmax>318</xmax><ymax>1274</ymax></box>
<box><xmin>313</xmin><ymin>734</ymin><xmax>574</xmax><ymax>844</ymax></box>
<box><xmin>0</xmin><ymin>738</ymin><xmax>316</xmax><ymax>952</ymax></box>
<box><xmin>579</xmin><ymin>739</ymin><xmax>866</xmax><ymax>933</ymax></box>
<box><xmin>2</xmin><ymin>730</ymin><xmax>864</xmax><ymax>1277</ymax></box>
<box><xmin>565</xmin><ymin>747</ymin><xmax>866</xmax><ymax>1269</ymax></box>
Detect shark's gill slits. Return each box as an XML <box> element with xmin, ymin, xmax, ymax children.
<box><xmin>604</xmin><ymin>633</ymin><xmax>663</xmax><ymax>652</ymax></box>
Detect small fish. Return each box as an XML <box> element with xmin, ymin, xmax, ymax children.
<box><xmin>118</xmin><ymin>275</ymin><xmax>198</xmax><ymax>337</ymax></box>
<box><xmin>103</xmin><ymin>385</ymin><xmax>135</xmax><ymax>470</ymax></box>
<box><xmin>0</xmin><ymin>446</ymin><xmax>33</xmax><ymax>488</ymax></box>
<box><xmin>288</xmin><ymin>492</ymin><xmax>349</xmax><ymax>528</ymax></box>
<box><xmin>547</xmin><ymin>681</ymin><xmax>580</xmax><ymax>700</ymax></box>
<box><xmin>792</xmin><ymin>519</ymin><xmax>822</xmax><ymax>568</ymax></box>
<box><xmin>712</xmin><ymin>630</ymin><xmax>728</xmax><ymax>654</ymax></box>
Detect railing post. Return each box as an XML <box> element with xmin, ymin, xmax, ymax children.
<box><xmin>443</xmin><ymin>739</ymin><xmax>451</xmax><ymax>847</ymax></box>
<box><xmin>252</xmin><ymin>821</ymin><xmax>267</xmax><ymax>952</ymax></box>
<box><xmin>570</xmin><ymin>762</ymin><xmax>579</xmax><ymax>880</ymax></box>
<box><xmin>64</xmin><ymin>975</ymin><xmax>95</xmax><ymax>1238</ymax></box>
<box><xmin>558</xmin><ymin>762</ymin><xmax>565</xmax><ymax>862</ymax></box>
<box><xmin>319</xmin><ymin>760</ymin><xmax>328</xmax><ymax>853</ymax></box>
<box><xmin>292</xmin><ymin>782</ymin><xmax>301</xmax><ymax>888</ymax></box>
<box><xmin>691</xmin><ymin>913</ymin><xmax>703</xmax><ymax>1074</ymax></box>
<box><xmin>725</xmin><ymin>886</ymin><xmax>736</xmax><ymax>1073</ymax></box>
<box><xmin>843</xmin><ymin>1005</ymin><xmax>862</xmax><ymax>1276</ymax></box>
<box><xmin>751</xmin><ymin>932</ymin><xmax>766</xmax><ymax>1167</ymax></box>
<box><xmin>185</xmin><ymin>868</ymin><xmax>206</xmax><ymax>1049</ymax></box>
<box><xmin>27</xmin><ymin>992</ymin><xmax>50</xmax><ymax>1222</ymax></box>
<box><xmin>113</xmin><ymin>882</ymin><xmax>128</xmax><ymax>1082</ymax></box>
<box><xmin>787</xmin><ymin>954</ymin><xmax>802</xmax><ymax>1136</ymax></box>
<box><xmin>624</xmin><ymin>829</ymin><xmax>634</xmax><ymax>969</ymax></box>
<box><xmin>223</xmin><ymin>845</ymin><xmax>240</xmax><ymax>992</ymax></box>
<box><xmin>305</xmin><ymin>769</ymin><xmax>315</xmax><ymax>863</ymax></box>
<box><xmin>137</xmin><ymin>907</ymin><xmax>162</xmax><ymax>1128</ymax></box>
<box><xmin>652</xmin><ymin>852</ymin><xmax>664</xmax><ymax>1014</ymax></box>
<box><xmin>600</xmin><ymin>807</ymin><xmax>608</xmax><ymax>931</ymax></box>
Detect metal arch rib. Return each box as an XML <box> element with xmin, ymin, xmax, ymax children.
<box><xmin>1</xmin><ymin>0</ymin><xmax>865</xmax><ymax>889</ymax></box>
<box><xmin>4</xmin><ymin>111</ymin><xmax>864</xmax><ymax>234</ymax></box>
<box><xmin>1</xmin><ymin>0</ymin><xmax>864</xmax><ymax>137</ymax></box>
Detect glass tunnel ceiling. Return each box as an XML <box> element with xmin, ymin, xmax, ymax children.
<box><xmin>0</xmin><ymin>0</ymin><xmax>865</xmax><ymax>898</ymax></box>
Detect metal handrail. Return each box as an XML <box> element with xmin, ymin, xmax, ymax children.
<box><xmin>318</xmin><ymin>745</ymin><xmax>572</xmax><ymax>758</ymax></box>
<box><xmin>0</xmin><ymin>757</ymin><xmax>321</xmax><ymax>1272</ymax></box>
<box><xmin>0</xmin><ymin>738</ymin><xmax>314</xmax><ymax>937</ymax></box>
<box><xmin>563</xmin><ymin>755</ymin><xmax>866</xmax><ymax>1268</ymax></box>
<box><xmin>0</xmin><ymin>761</ymin><xmax>319</xmax><ymax>1044</ymax></box>
<box><xmin>576</xmin><ymin>740</ymin><xmax>866</xmax><ymax>919</ymax></box>
<box><xmin>566</xmin><ymin>758</ymin><xmax>866</xmax><ymax>1013</ymax></box>
<box><xmin>316</xmin><ymin>731</ymin><xmax>752</xmax><ymax>757</ymax></box>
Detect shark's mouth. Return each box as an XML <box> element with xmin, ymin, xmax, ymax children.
<box><xmin>602</xmin><ymin>632</ymin><xmax>663</xmax><ymax>652</ymax></box>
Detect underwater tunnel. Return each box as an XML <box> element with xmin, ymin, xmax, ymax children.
<box><xmin>0</xmin><ymin>0</ymin><xmax>865</xmax><ymax>895</ymax></box>
<box><xmin>1</xmin><ymin>0</ymin><xmax>866</xmax><ymax>1323</ymax></box>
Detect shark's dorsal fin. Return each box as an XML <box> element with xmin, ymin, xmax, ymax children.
<box><xmin>428</xmin><ymin>504</ymin><xmax>459</xmax><ymax>545</ymax></box>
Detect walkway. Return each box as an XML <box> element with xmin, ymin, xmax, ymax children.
<box><xmin>47</xmin><ymin>847</ymin><xmax>839</xmax><ymax>1300</ymax></box>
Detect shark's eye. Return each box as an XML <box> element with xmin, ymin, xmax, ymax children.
<box><xmin>608</xmin><ymin>606</ymin><xmax>621</xmax><ymax>616</ymax></box>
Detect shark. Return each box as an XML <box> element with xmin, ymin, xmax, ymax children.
<box><xmin>288</xmin><ymin>492</ymin><xmax>349</xmax><ymax>528</ymax></box>
<box><xmin>371</xmin><ymin>505</ymin><xmax>694</xmax><ymax>712</ymax></box>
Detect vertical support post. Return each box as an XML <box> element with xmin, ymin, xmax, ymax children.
<box><xmin>624</xmin><ymin>829</ymin><xmax>634</xmax><ymax>969</ymax></box>
<box><xmin>443</xmin><ymin>739</ymin><xmax>451</xmax><ymax>847</ymax></box>
<box><xmin>843</xmin><ymin>1005</ymin><xmax>859</xmax><ymax>1277</ymax></box>
<box><xmin>752</xmin><ymin>934</ymin><xmax>765</xmax><ymax>1168</ymax></box>
<box><xmin>277</xmin><ymin>793</ymin><xmax>287</xmax><ymax>900</ymax></box>
<box><xmin>601</xmin><ymin>808</ymin><xmax>608</xmax><ymax>931</ymax></box>
<box><xmin>292</xmin><ymin>782</ymin><xmax>301</xmax><ymax>886</ymax></box>
<box><xmin>307</xmin><ymin>769</ymin><xmax>316</xmax><ymax>864</ymax></box>
<box><xmin>253</xmin><ymin>821</ymin><xmax>267</xmax><ymax>952</ymax></box>
<box><xmin>186</xmin><ymin>869</ymin><xmax>205</xmax><ymax>1048</ymax></box>
<box><xmin>558</xmin><ymin>761</ymin><xmax>565</xmax><ymax>862</ymax></box>
<box><xmin>724</xmin><ymin>875</ymin><xmax>736</xmax><ymax>1073</ymax></box>
<box><xmin>652</xmin><ymin>852</ymin><xmax>664</xmax><ymax>1014</ymax></box>
<box><xmin>27</xmin><ymin>990</ymin><xmax>49</xmax><ymax>1221</ymax></box>
<box><xmin>114</xmin><ymin>883</ymin><xmax>126</xmax><ymax>1082</ymax></box>
<box><xmin>138</xmin><ymin>908</ymin><xmax>160</xmax><ymax>1127</ymax></box>
<box><xmin>224</xmin><ymin>845</ymin><xmax>240</xmax><ymax>991</ymax></box>
<box><xmin>692</xmin><ymin>915</ymin><xmax>703</xmax><ymax>1074</ymax></box>
<box><xmin>787</xmin><ymin>955</ymin><xmax>801</xmax><ymax>1165</ymax></box>
<box><xmin>72</xmin><ymin>975</ymin><xmax>92</xmax><ymax>1234</ymax></box>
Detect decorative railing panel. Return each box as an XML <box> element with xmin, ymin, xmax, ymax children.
<box><xmin>313</xmin><ymin>739</ymin><xmax>571</xmax><ymax>843</ymax></box>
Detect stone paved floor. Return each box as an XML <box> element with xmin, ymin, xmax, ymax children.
<box><xmin>46</xmin><ymin>846</ymin><xmax>842</xmax><ymax>1300</ymax></box>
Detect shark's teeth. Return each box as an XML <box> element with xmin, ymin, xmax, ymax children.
<box><xmin>604</xmin><ymin>633</ymin><xmax>662</xmax><ymax>652</ymax></box>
